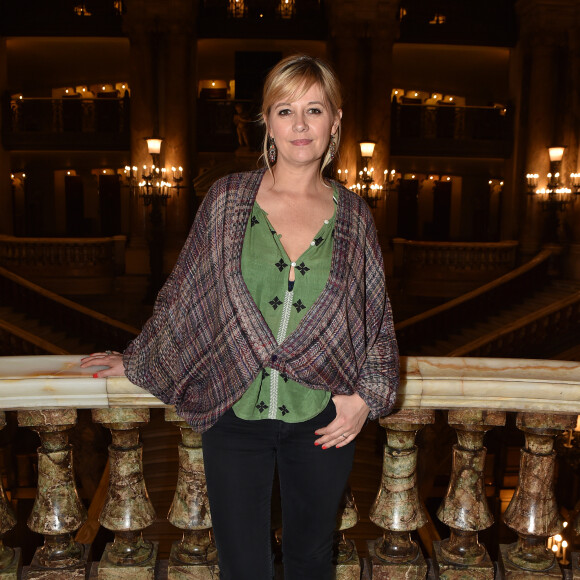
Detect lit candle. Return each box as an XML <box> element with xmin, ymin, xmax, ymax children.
<box><xmin>561</xmin><ymin>540</ymin><xmax>568</xmax><ymax>565</ymax></box>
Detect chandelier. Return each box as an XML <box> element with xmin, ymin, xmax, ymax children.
<box><xmin>526</xmin><ymin>146</ymin><xmax>580</xmax><ymax>211</ymax></box>
<box><xmin>350</xmin><ymin>141</ymin><xmax>384</xmax><ymax>207</ymax></box>
<box><xmin>124</xmin><ymin>138</ymin><xmax>185</xmax><ymax>206</ymax></box>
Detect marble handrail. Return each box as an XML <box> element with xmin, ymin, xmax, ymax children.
<box><xmin>2</xmin><ymin>354</ymin><xmax>580</xmax><ymax>578</ymax></box>
<box><xmin>1</xmin><ymin>355</ymin><xmax>579</xmax><ymax>414</ymax></box>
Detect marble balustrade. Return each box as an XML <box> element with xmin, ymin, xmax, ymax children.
<box><xmin>0</xmin><ymin>355</ymin><xmax>579</xmax><ymax>578</ymax></box>
<box><xmin>392</xmin><ymin>239</ymin><xmax>520</xmax><ymax>298</ymax></box>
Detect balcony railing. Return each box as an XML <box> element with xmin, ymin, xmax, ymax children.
<box><xmin>0</xmin><ymin>235</ymin><xmax>126</xmax><ymax>295</ymax></box>
<box><xmin>390</xmin><ymin>101</ymin><xmax>513</xmax><ymax>158</ymax></box>
<box><xmin>0</xmin><ymin>0</ymin><xmax>124</xmax><ymax>37</ymax></box>
<box><xmin>392</xmin><ymin>239</ymin><xmax>519</xmax><ymax>298</ymax></box>
<box><xmin>0</xmin><ymin>354</ymin><xmax>579</xmax><ymax>578</ymax></box>
<box><xmin>2</xmin><ymin>97</ymin><xmax>130</xmax><ymax>151</ymax></box>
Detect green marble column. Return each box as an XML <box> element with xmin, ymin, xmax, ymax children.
<box><xmin>0</xmin><ymin>412</ymin><xmax>20</xmax><ymax>579</ymax></box>
<box><xmin>499</xmin><ymin>412</ymin><xmax>576</xmax><ymax>578</ymax></box>
<box><xmin>18</xmin><ymin>409</ymin><xmax>88</xmax><ymax>579</ymax></box>
<box><xmin>92</xmin><ymin>408</ymin><xmax>157</xmax><ymax>579</ymax></box>
<box><xmin>165</xmin><ymin>408</ymin><xmax>218</xmax><ymax>579</ymax></box>
<box><xmin>334</xmin><ymin>487</ymin><xmax>360</xmax><ymax>580</ymax></box>
<box><xmin>368</xmin><ymin>409</ymin><xmax>435</xmax><ymax>579</ymax></box>
<box><xmin>433</xmin><ymin>410</ymin><xmax>505</xmax><ymax>579</ymax></box>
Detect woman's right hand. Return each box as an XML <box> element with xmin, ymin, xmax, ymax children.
<box><xmin>80</xmin><ymin>351</ymin><xmax>125</xmax><ymax>378</ymax></box>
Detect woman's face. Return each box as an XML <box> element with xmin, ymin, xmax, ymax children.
<box><xmin>267</xmin><ymin>83</ymin><xmax>341</xmax><ymax>170</ymax></box>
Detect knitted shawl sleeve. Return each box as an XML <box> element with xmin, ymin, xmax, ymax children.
<box><xmin>122</xmin><ymin>179</ymin><xmax>219</xmax><ymax>407</ymax></box>
<box><xmin>351</xmin><ymin>197</ymin><xmax>400</xmax><ymax>420</ymax></box>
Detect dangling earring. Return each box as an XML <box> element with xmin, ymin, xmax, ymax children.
<box><xmin>268</xmin><ymin>136</ymin><xmax>277</xmax><ymax>165</ymax></box>
<box><xmin>328</xmin><ymin>133</ymin><xmax>337</xmax><ymax>161</ymax></box>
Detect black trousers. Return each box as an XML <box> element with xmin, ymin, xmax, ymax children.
<box><xmin>201</xmin><ymin>400</ymin><xmax>355</xmax><ymax>580</ymax></box>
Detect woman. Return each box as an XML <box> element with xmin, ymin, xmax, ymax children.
<box><xmin>82</xmin><ymin>54</ymin><xmax>399</xmax><ymax>580</ymax></box>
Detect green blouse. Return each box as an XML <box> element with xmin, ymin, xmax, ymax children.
<box><xmin>233</xmin><ymin>192</ymin><xmax>338</xmax><ymax>422</ymax></box>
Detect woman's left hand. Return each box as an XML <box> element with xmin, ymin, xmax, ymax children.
<box><xmin>314</xmin><ymin>393</ymin><xmax>370</xmax><ymax>449</ymax></box>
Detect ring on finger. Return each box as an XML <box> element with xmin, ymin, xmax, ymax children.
<box><xmin>341</xmin><ymin>433</ymin><xmax>348</xmax><ymax>439</ymax></box>
<box><xmin>105</xmin><ymin>350</ymin><xmax>113</xmax><ymax>355</ymax></box>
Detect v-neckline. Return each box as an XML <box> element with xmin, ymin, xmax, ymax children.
<box><xmin>225</xmin><ymin>169</ymin><xmax>352</xmax><ymax>363</ymax></box>
<box><xmin>254</xmin><ymin>200</ymin><xmax>336</xmax><ymax>270</ymax></box>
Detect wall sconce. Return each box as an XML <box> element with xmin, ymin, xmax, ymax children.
<box><xmin>526</xmin><ymin>146</ymin><xmax>579</xmax><ymax>211</ymax></box>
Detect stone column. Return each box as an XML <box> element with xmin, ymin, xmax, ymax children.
<box><xmin>163</xmin><ymin>14</ymin><xmax>197</xmax><ymax>256</ymax></box>
<box><xmin>514</xmin><ymin>0</ymin><xmax>578</xmax><ymax>259</ymax></box>
<box><xmin>123</xmin><ymin>0</ymin><xmax>198</xmax><ymax>278</ymax></box>
<box><xmin>368</xmin><ymin>409</ymin><xmax>435</xmax><ymax>579</ymax></box>
<box><xmin>0</xmin><ymin>412</ymin><xmax>20</xmax><ymax>578</ymax></box>
<box><xmin>92</xmin><ymin>408</ymin><xmax>157</xmax><ymax>579</ymax></box>
<box><xmin>327</xmin><ymin>0</ymin><xmax>399</xmax><ymax>175</ymax></box>
<box><xmin>433</xmin><ymin>410</ymin><xmax>505</xmax><ymax>579</ymax></box>
<box><xmin>499</xmin><ymin>412</ymin><xmax>576</xmax><ymax>578</ymax></box>
<box><xmin>18</xmin><ymin>409</ymin><xmax>89</xmax><ymax>579</ymax></box>
<box><xmin>165</xmin><ymin>408</ymin><xmax>218</xmax><ymax>579</ymax></box>
<box><xmin>328</xmin><ymin>0</ymin><xmax>400</xmax><ymax>244</ymax></box>
<box><xmin>0</xmin><ymin>38</ymin><xmax>11</xmax><ymax>236</ymax></box>
<box><xmin>334</xmin><ymin>487</ymin><xmax>360</xmax><ymax>580</ymax></box>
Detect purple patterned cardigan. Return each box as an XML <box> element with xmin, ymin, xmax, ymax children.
<box><xmin>123</xmin><ymin>169</ymin><xmax>399</xmax><ymax>432</ymax></box>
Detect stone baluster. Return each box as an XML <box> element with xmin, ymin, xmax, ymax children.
<box><xmin>164</xmin><ymin>408</ymin><xmax>218</xmax><ymax>579</ymax></box>
<box><xmin>334</xmin><ymin>487</ymin><xmax>360</xmax><ymax>580</ymax></box>
<box><xmin>499</xmin><ymin>412</ymin><xmax>576</xmax><ymax>578</ymax></box>
<box><xmin>92</xmin><ymin>408</ymin><xmax>157</xmax><ymax>578</ymax></box>
<box><xmin>0</xmin><ymin>412</ymin><xmax>20</xmax><ymax>578</ymax></box>
<box><xmin>433</xmin><ymin>409</ymin><xmax>505</xmax><ymax>579</ymax></box>
<box><xmin>368</xmin><ymin>409</ymin><xmax>435</xmax><ymax>578</ymax></box>
<box><xmin>17</xmin><ymin>409</ymin><xmax>88</xmax><ymax>578</ymax></box>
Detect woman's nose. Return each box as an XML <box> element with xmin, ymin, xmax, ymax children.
<box><xmin>293</xmin><ymin>112</ymin><xmax>308</xmax><ymax>131</ymax></box>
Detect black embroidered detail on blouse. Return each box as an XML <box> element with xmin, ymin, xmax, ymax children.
<box><xmin>293</xmin><ymin>299</ymin><xmax>306</xmax><ymax>313</ymax></box>
<box><xmin>261</xmin><ymin>368</ymin><xmax>270</xmax><ymax>379</ymax></box>
<box><xmin>256</xmin><ymin>401</ymin><xmax>268</xmax><ymax>413</ymax></box>
<box><xmin>269</xmin><ymin>296</ymin><xmax>283</xmax><ymax>310</ymax></box>
<box><xmin>296</xmin><ymin>262</ymin><xmax>310</xmax><ymax>276</ymax></box>
<box><xmin>275</xmin><ymin>259</ymin><xmax>288</xmax><ymax>272</ymax></box>
<box><xmin>314</xmin><ymin>236</ymin><xmax>324</xmax><ymax>246</ymax></box>
<box><xmin>251</xmin><ymin>216</ymin><xmax>260</xmax><ymax>227</ymax></box>
<box><xmin>270</xmin><ymin>229</ymin><xmax>277</xmax><ymax>236</ymax></box>
<box><xmin>280</xmin><ymin>372</ymin><xmax>289</xmax><ymax>382</ymax></box>
<box><xmin>279</xmin><ymin>405</ymin><xmax>290</xmax><ymax>416</ymax></box>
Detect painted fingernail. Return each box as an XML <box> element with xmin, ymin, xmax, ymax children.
<box><xmin>93</xmin><ymin>373</ymin><xmax>98</xmax><ymax>379</ymax></box>
<box><xmin>322</xmin><ymin>445</ymin><xmax>327</xmax><ymax>450</ymax></box>
<box><xmin>314</xmin><ymin>441</ymin><xmax>320</xmax><ymax>446</ymax></box>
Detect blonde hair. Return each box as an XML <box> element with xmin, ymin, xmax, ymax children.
<box><xmin>260</xmin><ymin>54</ymin><xmax>342</xmax><ymax>175</ymax></box>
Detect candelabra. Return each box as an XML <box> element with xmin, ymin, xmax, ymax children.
<box><xmin>336</xmin><ymin>169</ymin><xmax>348</xmax><ymax>185</ymax></box>
<box><xmin>526</xmin><ymin>146</ymin><xmax>580</xmax><ymax>245</ymax></box>
<box><xmin>526</xmin><ymin>146</ymin><xmax>580</xmax><ymax>211</ymax></box>
<box><xmin>354</xmin><ymin>141</ymin><xmax>384</xmax><ymax>207</ymax></box>
<box><xmin>124</xmin><ymin>137</ymin><xmax>187</xmax><ymax>302</ymax></box>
